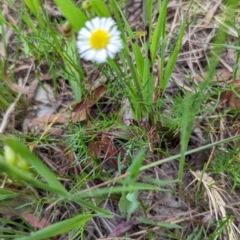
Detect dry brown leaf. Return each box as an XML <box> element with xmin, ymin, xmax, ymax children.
<box><xmin>100</xmin><ymin>133</ymin><xmax>119</xmax><ymax>169</ymax></box>
<box><xmin>31</xmin><ymin>111</ymin><xmax>87</xmax><ymax>125</ymax></box>
<box><xmin>109</xmin><ymin>220</ymin><xmax>138</xmax><ymax>238</ymax></box>
<box><xmin>26</xmin><ymin>79</ymin><xmax>39</xmax><ymax>102</ymax></box>
<box><xmin>220</xmin><ymin>79</ymin><xmax>240</xmax><ymax>110</ymax></box>
<box><xmin>73</xmin><ymin>85</ymin><xmax>106</xmax><ymax>113</ymax></box>
<box><xmin>3</xmin><ymin>62</ymin><xmax>34</xmax><ymax>94</ymax></box>
<box><xmin>22</xmin><ymin>213</ymin><xmax>51</xmax><ymax>229</ymax></box>
<box><xmin>26</xmin><ymin>86</ymin><xmax>106</xmax><ymax>134</ymax></box>
<box><xmin>88</xmin><ymin>138</ymin><xmax>102</xmax><ymax>159</ymax></box>
<box><xmin>194</xmin><ymin>69</ymin><xmax>232</xmax><ymax>84</ymax></box>
<box><xmin>88</xmin><ymin>133</ymin><xmax>119</xmax><ymax>169</ymax></box>
<box><xmin>58</xmin><ymin>144</ymin><xmax>74</xmax><ymax>166</ymax></box>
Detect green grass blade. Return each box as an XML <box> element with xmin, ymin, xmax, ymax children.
<box><xmin>52</xmin><ymin>0</ymin><xmax>87</xmax><ymax>31</ymax></box>
<box><xmin>109</xmin><ymin>0</ymin><xmax>126</xmax><ymax>45</ymax></box>
<box><xmin>0</xmin><ymin>158</ymin><xmax>111</xmax><ymax>215</ymax></box>
<box><xmin>127</xmin><ymin>147</ymin><xmax>148</xmax><ymax>180</ymax></box>
<box><xmin>150</xmin><ymin>0</ymin><xmax>167</xmax><ymax>62</ymax></box>
<box><xmin>137</xmin><ymin>216</ymin><xmax>182</xmax><ymax>229</ymax></box>
<box><xmin>3</xmin><ymin>138</ymin><xmax>67</xmax><ymax>193</ymax></box>
<box><xmin>63</xmin><ymin>35</ymin><xmax>83</xmax><ymax>101</ymax></box>
<box><xmin>0</xmin><ymin>188</ymin><xmax>19</xmax><ymax>200</ymax></box>
<box><xmin>24</xmin><ymin>0</ymin><xmax>40</xmax><ymax>17</ymax></box>
<box><xmin>178</xmin><ymin>94</ymin><xmax>194</xmax><ymax>181</ymax></box>
<box><xmin>162</xmin><ymin>21</ymin><xmax>186</xmax><ymax>90</ymax></box>
<box><xmin>76</xmin><ymin>183</ymin><xmax>158</xmax><ymax>198</ymax></box>
<box><xmin>91</xmin><ymin>0</ymin><xmax>110</xmax><ymax>17</ymax></box>
<box><xmin>16</xmin><ymin>214</ymin><xmax>94</xmax><ymax>240</ymax></box>
<box><xmin>132</xmin><ymin>42</ymin><xmax>144</xmax><ymax>78</ymax></box>
<box><xmin>0</xmin><ymin>158</ymin><xmax>67</xmax><ymax>195</ymax></box>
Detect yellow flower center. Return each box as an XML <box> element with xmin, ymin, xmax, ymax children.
<box><xmin>90</xmin><ymin>30</ymin><xmax>110</xmax><ymax>49</ymax></box>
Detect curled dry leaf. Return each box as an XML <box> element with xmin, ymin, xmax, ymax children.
<box><xmin>73</xmin><ymin>85</ymin><xmax>106</xmax><ymax>113</ymax></box>
<box><xmin>88</xmin><ymin>138</ymin><xmax>102</xmax><ymax>159</ymax></box>
<box><xmin>220</xmin><ymin>79</ymin><xmax>240</xmax><ymax>110</ymax></box>
<box><xmin>194</xmin><ymin>69</ymin><xmax>232</xmax><ymax>84</ymax></box>
<box><xmin>109</xmin><ymin>220</ymin><xmax>138</xmax><ymax>238</ymax></box>
<box><xmin>30</xmin><ymin>85</ymin><xmax>106</xmax><ymax>127</ymax></box>
<box><xmin>23</xmin><ymin>213</ymin><xmax>51</xmax><ymax>229</ymax></box>
<box><xmin>3</xmin><ymin>62</ymin><xmax>34</xmax><ymax>94</ymax></box>
<box><xmin>88</xmin><ymin>133</ymin><xmax>120</xmax><ymax>170</ymax></box>
<box><xmin>30</xmin><ymin>111</ymin><xmax>87</xmax><ymax>125</ymax></box>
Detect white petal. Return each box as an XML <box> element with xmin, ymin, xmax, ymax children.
<box><xmin>78</xmin><ymin>28</ymin><xmax>91</xmax><ymax>39</ymax></box>
<box><xmin>103</xmin><ymin>18</ymin><xmax>115</xmax><ymax>31</ymax></box>
<box><xmin>100</xmin><ymin>17</ymin><xmax>107</xmax><ymax>28</ymax></box>
<box><xmin>109</xmin><ymin>38</ymin><xmax>123</xmax><ymax>50</ymax></box>
<box><xmin>88</xmin><ymin>49</ymin><xmax>98</xmax><ymax>61</ymax></box>
<box><xmin>109</xmin><ymin>26</ymin><xmax>121</xmax><ymax>36</ymax></box>
<box><xmin>91</xmin><ymin>17</ymin><xmax>101</xmax><ymax>30</ymax></box>
<box><xmin>78</xmin><ymin>44</ymin><xmax>91</xmax><ymax>53</ymax></box>
<box><xmin>80</xmin><ymin>50</ymin><xmax>91</xmax><ymax>61</ymax></box>
<box><xmin>110</xmin><ymin>36</ymin><xmax>122</xmax><ymax>42</ymax></box>
<box><xmin>95</xmin><ymin>49</ymin><xmax>107</xmax><ymax>63</ymax></box>
<box><xmin>107</xmin><ymin>51</ymin><xmax>115</xmax><ymax>59</ymax></box>
<box><xmin>85</xmin><ymin>18</ymin><xmax>95</xmax><ymax>31</ymax></box>
<box><xmin>107</xmin><ymin>44</ymin><xmax>119</xmax><ymax>53</ymax></box>
<box><xmin>83</xmin><ymin>49</ymin><xmax>96</xmax><ymax>61</ymax></box>
<box><xmin>111</xmin><ymin>41</ymin><xmax>123</xmax><ymax>49</ymax></box>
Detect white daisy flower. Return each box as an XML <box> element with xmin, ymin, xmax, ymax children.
<box><xmin>77</xmin><ymin>17</ymin><xmax>123</xmax><ymax>63</ymax></box>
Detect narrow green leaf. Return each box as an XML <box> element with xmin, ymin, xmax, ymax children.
<box><xmin>24</xmin><ymin>0</ymin><xmax>40</xmax><ymax>16</ymax></box>
<box><xmin>0</xmin><ymin>190</ymin><xmax>19</xmax><ymax>200</ymax></box>
<box><xmin>132</xmin><ymin>42</ymin><xmax>144</xmax><ymax>78</ymax></box>
<box><xmin>137</xmin><ymin>216</ymin><xmax>182</xmax><ymax>229</ymax></box>
<box><xmin>162</xmin><ymin>22</ymin><xmax>186</xmax><ymax>90</ymax></box>
<box><xmin>76</xmin><ymin>182</ymin><xmax>158</xmax><ymax>198</ymax></box>
<box><xmin>142</xmin><ymin>56</ymin><xmax>153</xmax><ymax>107</ymax></box>
<box><xmin>3</xmin><ymin>138</ymin><xmax>67</xmax><ymax>193</ymax></box>
<box><xmin>127</xmin><ymin>147</ymin><xmax>148</xmax><ymax>180</ymax></box>
<box><xmin>119</xmin><ymin>191</ymin><xmax>138</xmax><ymax>221</ymax></box>
<box><xmin>0</xmin><ymin>158</ymin><xmax>111</xmax><ymax>215</ymax></box>
<box><xmin>63</xmin><ymin>35</ymin><xmax>82</xmax><ymax>101</ymax></box>
<box><xmin>91</xmin><ymin>0</ymin><xmax>110</xmax><ymax>17</ymax></box>
<box><xmin>126</xmin><ymin>192</ymin><xmax>138</xmax><ymax>221</ymax></box>
<box><xmin>22</xmin><ymin>11</ymin><xmax>37</xmax><ymax>32</ymax></box>
<box><xmin>24</xmin><ymin>0</ymin><xmax>44</xmax><ymax>28</ymax></box>
<box><xmin>16</xmin><ymin>214</ymin><xmax>94</xmax><ymax>240</ymax></box>
<box><xmin>0</xmin><ymin>158</ymin><xmax>67</xmax><ymax>196</ymax></box>
<box><xmin>52</xmin><ymin>0</ymin><xmax>87</xmax><ymax>31</ymax></box>
<box><xmin>150</xmin><ymin>0</ymin><xmax>168</xmax><ymax>62</ymax></box>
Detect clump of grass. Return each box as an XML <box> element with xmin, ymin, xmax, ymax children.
<box><xmin>1</xmin><ymin>0</ymin><xmax>240</xmax><ymax>239</ymax></box>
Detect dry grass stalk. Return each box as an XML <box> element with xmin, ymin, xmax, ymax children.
<box><xmin>190</xmin><ymin>169</ymin><xmax>239</xmax><ymax>240</ymax></box>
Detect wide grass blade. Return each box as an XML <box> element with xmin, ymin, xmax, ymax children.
<box><xmin>91</xmin><ymin>0</ymin><xmax>110</xmax><ymax>17</ymax></box>
<box><xmin>127</xmin><ymin>147</ymin><xmax>148</xmax><ymax>180</ymax></box>
<box><xmin>76</xmin><ymin>182</ymin><xmax>158</xmax><ymax>198</ymax></box>
<box><xmin>52</xmin><ymin>0</ymin><xmax>87</xmax><ymax>31</ymax></box>
<box><xmin>162</xmin><ymin>21</ymin><xmax>186</xmax><ymax>90</ymax></box>
<box><xmin>0</xmin><ymin>156</ymin><xmax>111</xmax><ymax>215</ymax></box>
<box><xmin>24</xmin><ymin>0</ymin><xmax>40</xmax><ymax>17</ymax></box>
<box><xmin>150</xmin><ymin>0</ymin><xmax>167</xmax><ymax>62</ymax></box>
<box><xmin>16</xmin><ymin>214</ymin><xmax>94</xmax><ymax>240</ymax></box>
<box><xmin>63</xmin><ymin>35</ymin><xmax>83</xmax><ymax>101</ymax></box>
<box><xmin>3</xmin><ymin>138</ymin><xmax>66</xmax><ymax>192</ymax></box>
